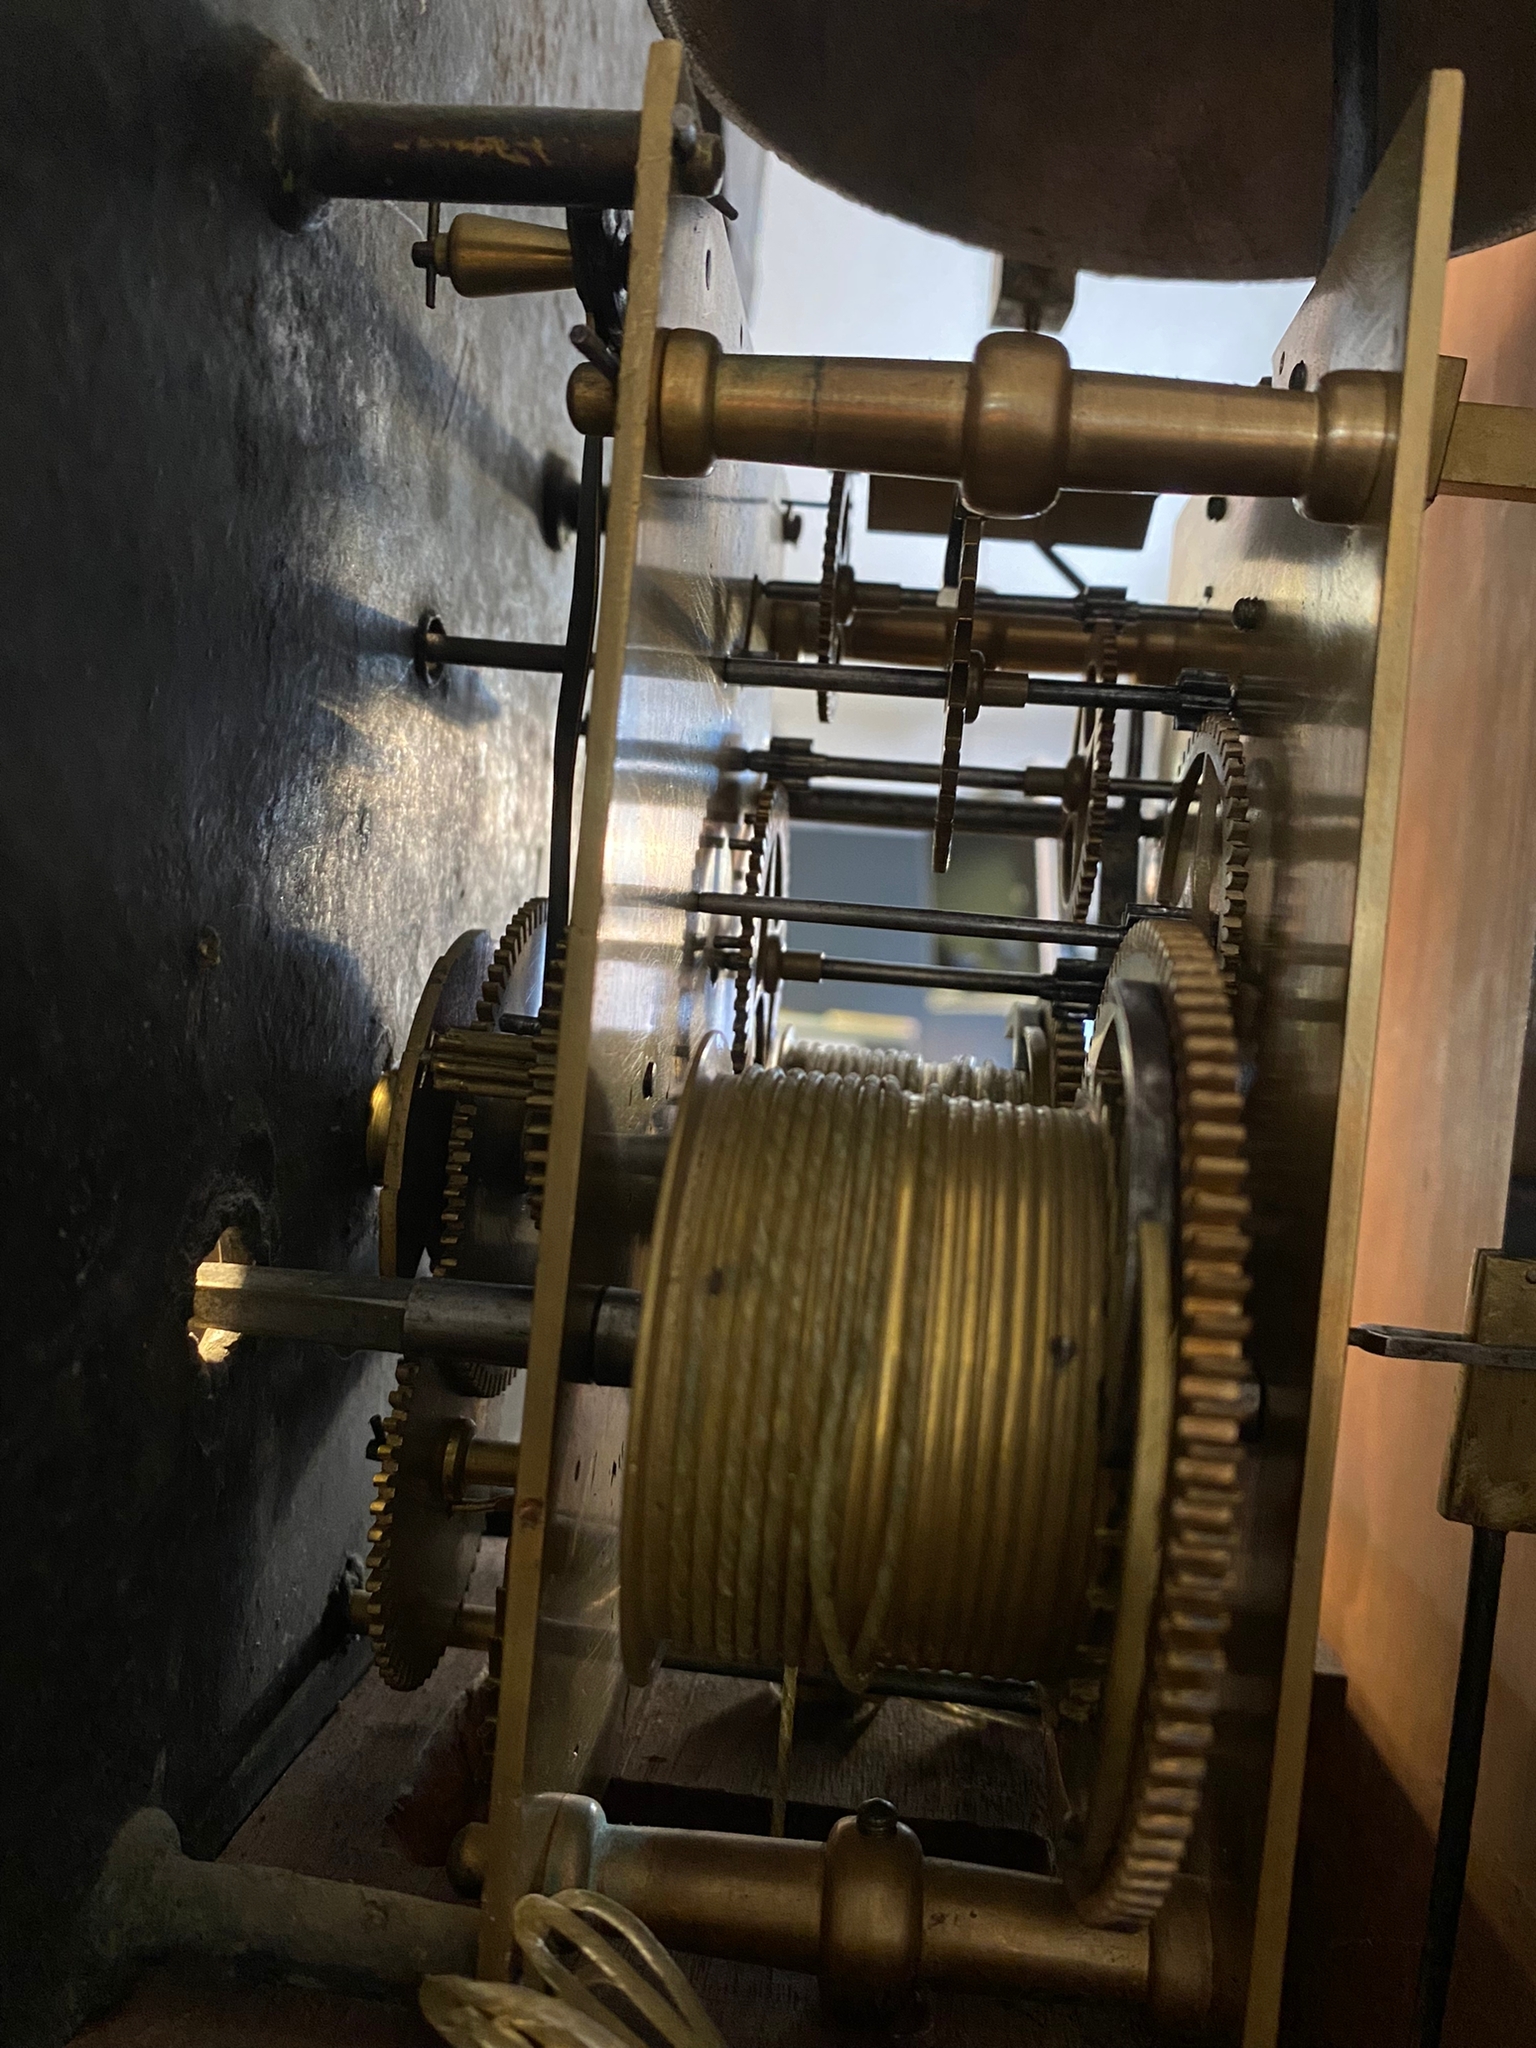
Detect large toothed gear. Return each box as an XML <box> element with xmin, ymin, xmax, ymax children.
<box><xmin>377</xmin><ymin>929</ymin><xmax>495</xmax><ymax>1284</ymax></box>
<box><xmin>363</xmin><ymin>1356</ymin><xmax>501</xmax><ymax>1691</ymax></box>
<box><xmin>521</xmin><ymin>947</ymin><xmax>565</xmax><ymax>1227</ymax></box>
<box><xmin>1078</xmin><ymin>914</ymin><xmax>1255</xmax><ymax>1928</ymax></box>
<box><xmin>1155</xmin><ymin>714</ymin><xmax>1249</xmax><ymax>989</ymax></box>
<box><xmin>364</xmin><ymin>901</ymin><xmax>547</xmax><ymax>1688</ymax></box>
<box><xmin>429</xmin><ymin>899</ymin><xmax>547</xmax><ymax>1396</ymax></box>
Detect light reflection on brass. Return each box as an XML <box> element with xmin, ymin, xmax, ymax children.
<box><xmin>412</xmin><ymin>213</ymin><xmax>575</xmax><ymax>298</ymax></box>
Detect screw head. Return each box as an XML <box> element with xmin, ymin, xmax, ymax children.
<box><xmin>1232</xmin><ymin>596</ymin><xmax>1267</xmax><ymax>632</ymax></box>
<box><xmin>856</xmin><ymin>1797</ymin><xmax>899</xmax><ymax>1838</ymax></box>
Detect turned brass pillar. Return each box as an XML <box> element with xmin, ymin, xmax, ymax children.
<box><xmin>568</xmin><ymin>328</ymin><xmax>1400</xmax><ymax>523</ymax></box>
<box><xmin>456</xmin><ymin>1794</ymin><xmax>1216</xmax><ymax>2036</ymax></box>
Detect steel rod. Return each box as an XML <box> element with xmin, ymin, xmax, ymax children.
<box><xmin>767</xmin><ymin>748</ymin><xmax>1041</xmax><ymax>792</ymax></box>
<box><xmin>753</xmin><ymin>748</ymin><xmax>1173</xmax><ymax>800</ymax></box>
<box><xmin>1411</xmin><ymin>1526</ymin><xmax>1508</xmax><ymax>2048</ymax></box>
<box><xmin>258</xmin><ymin>47</ymin><xmax>724</xmax><ymax>225</ymax></box>
<box><xmin>192</xmin><ymin>1264</ymin><xmax>530</xmax><ymax>1357</ymax></box>
<box><xmin>307</xmin><ymin>104</ymin><xmax>646</xmax><ymax>205</ymax></box>
<box><xmin>418</xmin><ymin>632</ymin><xmax>566</xmax><ymax>673</ymax></box>
<box><xmin>761</xmin><ymin>579</ymin><xmax>1202</xmax><ymax>627</ymax></box>
<box><xmin>1349</xmin><ymin>1324</ymin><xmax>1536</xmax><ymax>1372</ymax></box>
<box><xmin>792</xmin><ymin>954</ymin><xmax>1103</xmax><ymax>1002</ymax></box>
<box><xmin>722</xmin><ymin>655</ymin><xmax>1232</xmax><ymax>718</ymax></box>
<box><xmin>786</xmin><ymin>787</ymin><xmax>1068</xmax><ymax>839</ymax></box>
<box><xmin>192</xmin><ymin>1264</ymin><xmax>638</xmax><ymax>1383</ymax></box>
<box><xmin>690</xmin><ymin>890</ymin><xmax>1123</xmax><ymax>951</ymax></box>
<box><xmin>1035</xmin><ymin>540</ymin><xmax>1087</xmax><ymax>594</ymax></box>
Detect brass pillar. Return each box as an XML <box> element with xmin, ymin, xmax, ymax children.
<box><xmin>465</xmin><ymin>1795</ymin><xmax>1214</xmax><ymax>2034</ymax></box>
<box><xmin>568</xmin><ymin>328</ymin><xmax>1399</xmax><ymax>524</ymax></box>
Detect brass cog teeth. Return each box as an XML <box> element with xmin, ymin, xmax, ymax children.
<box><xmin>1062</xmin><ymin>700</ymin><xmax>1117</xmax><ymax>921</ymax></box>
<box><xmin>366</xmin><ymin>1347</ymin><xmax>460</xmax><ymax>1692</ymax></box>
<box><xmin>729</xmin><ymin>780</ymin><xmax>786</xmax><ymax>1073</ymax></box>
<box><xmin>1144</xmin><ymin>1787</ymin><xmax>1203</xmax><ymax>1815</ymax></box>
<box><xmin>1177</xmin><ymin>1415</ymin><xmax>1243</xmax><ymax>1449</ymax></box>
<box><xmin>1160</xmin><ymin>1645</ymin><xmax>1226</xmax><ymax>1677</ymax></box>
<box><xmin>369</xmin><ymin>901</ymin><xmax>548</xmax><ymax>1697</ymax></box>
<box><xmin>1084</xmin><ymin>914</ymin><xmax>1253</xmax><ymax>1930</ymax></box>
<box><xmin>1184</xmin><ymin>1184</ymin><xmax>1251</xmax><ymax>1218</ymax></box>
<box><xmin>472</xmin><ymin>898</ymin><xmax>549</xmax><ymax>1028</ymax></box>
<box><xmin>1183</xmin><ymin>1226</ymin><xmax>1249</xmax><ymax>1260</ymax></box>
<box><xmin>1184</xmin><ymin>1260</ymin><xmax>1251</xmax><ymax>1293</ymax></box>
<box><xmin>1176</xmin><ymin>1456</ymin><xmax>1242</xmax><ymax>1490</ymax></box>
<box><xmin>521</xmin><ymin>943</ymin><xmax>566</xmax><ymax>1226</ymax></box>
<box><xmin>1163</xmin><ymin>1602</ymin><xmax>1232</xmax><ymax>1634</ymax></box>
<box><xmin>1189</xmin><ymin>1087</ymin><xmax>1245</xmax><ymax>1116</ymax></box>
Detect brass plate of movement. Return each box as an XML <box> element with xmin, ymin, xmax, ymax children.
<box><xmin>479</xmin><ymin>41</ymin><xmax>783</xmax><ymax>1977</ymax></box>
<box><xmin>1165</xmin><ymin>73</ymin><xmax>1463</xmax><ymax>2048</ymax></box>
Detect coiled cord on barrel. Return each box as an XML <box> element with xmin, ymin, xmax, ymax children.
<box><xmin>421</xmin><ymin>1891</ymin><xmax>724</xmax><ymax>2048</ymax></box>
<box><xmin>622</xmin><ymin>1063</ymin><xmax>1115</xmax><ymax>1693</ymax></box>
<box><xmin>781</xmin><ymin>1037</ymin><xmax>1033</xmax><ymax>1102</ymax></box>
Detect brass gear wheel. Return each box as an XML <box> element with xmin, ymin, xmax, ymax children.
<box><xmin>430</xmin><ymin>1079</ymin><xmax>520</xmax><ymax>1403</ymax></box>
<box><xmin>478</xmin><ymin>896</ymin><xmax>550</xmax><ymax>1026</ymax></box>
<box><xmin>377</xmin><ymin>929</ymin><xmax>492</xmax><ymax>1283</ymax></box>
<box><xmin>1077</xmin><ymin>914</ymin><xmax>1255</xmax><ymax>1928</ymax></box>
<box><xmin>1060</xmin><ymin>703</ymin><xmax>1117</xmax><ymax>923</ymax></box>
<box><xmin>521</xmin><ymin>947</ymin><xmax>565</xmax><ymax>1227</ymax></box>
<box><xmin>364</xmin><ymin>1357</ymin><xmax>498</xmax><ymax>1690</ymax></box>
<box><xmin>731</xmin><ymin>782</ymin><xmax>790</xmax><ymax>1073</ymax></box>
<box><xmin>365</xmin><ymin>901</ymin><xmax>547</xmax><ymax>1687</ymax></box>
<box><xmin>430</xmin><ymin>899</ymin><xmax>547</xmax><ymax>1396</ymax></box>
<box><xmin>1053</xmin><ymin>1009</ymin><xmax>1088</xmax><ymax>1106</ymax></box>
<box><xmin>1155</xmin><ymin>714</ymin><xmax>1249</xmax><ymax>989</ymax></box>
